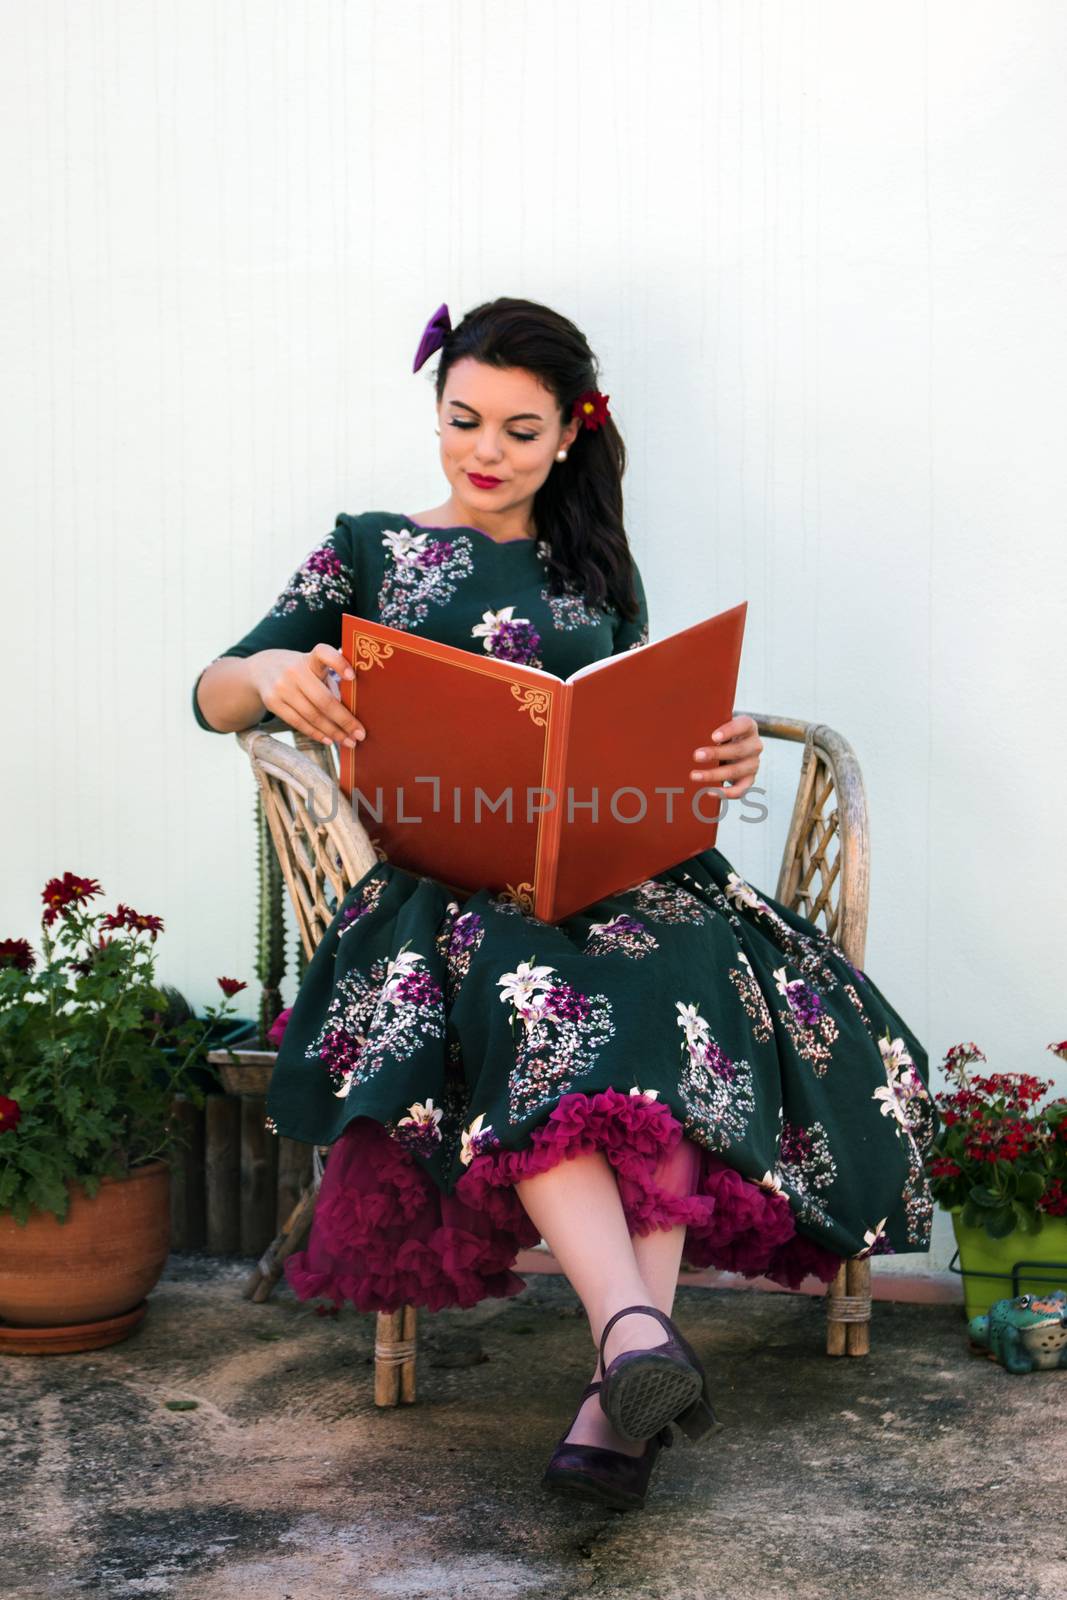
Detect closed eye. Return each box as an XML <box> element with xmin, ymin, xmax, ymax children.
<box><xmin>448</xmin><ymin>420</ymin><xmax>538</xmax><ymax>442</ymax></box>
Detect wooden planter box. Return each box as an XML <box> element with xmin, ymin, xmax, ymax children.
<box><xmin>169</xmin><ymin>1049</ymin><xmax>313</xmax><ymax>1257</ymax></box>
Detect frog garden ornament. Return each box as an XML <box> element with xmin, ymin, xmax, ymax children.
<box><xmin>968</xmin><ymin>1290</ymin><xmax>1067</xmax><ymax>1374</ymax></box>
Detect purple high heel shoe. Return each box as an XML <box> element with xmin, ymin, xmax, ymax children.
<box><xmin>597</xmin><ymin>1303</ymin><xmax>724</xmax><ymax>1443</ymax></box>
<box><xmin>541</xmin><ymin>1379</ymin><xmax>675</xmax><ymax>1512</ymax></box>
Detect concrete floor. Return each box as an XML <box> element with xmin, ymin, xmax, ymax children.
<box><xmin>3</xmin><ymin>1254</ymin><xmax>1065</xmax><ymax>1600</ymax></box>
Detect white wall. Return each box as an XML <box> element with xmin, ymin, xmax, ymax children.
<box><xmin>3</xmin><ymin>0</ymin><xmax>1064</xmax><ymax>1273</ymax></box>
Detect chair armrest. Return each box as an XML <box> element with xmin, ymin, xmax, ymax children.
<box><xmin>235</xmin><ymin>728</ymin><xmax>381</xmax><ymax>959</ymax></box>
<box><xmin>738</xmin><ymin>710</ymin><xmax>870</xmax><ymax>971</ymax></box>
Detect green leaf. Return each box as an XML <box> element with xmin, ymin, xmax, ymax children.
<box><xmin>1011</xmin><ymin>1201</ymin><xmax>1040</xmax><ymax>1233</ymax></box>
<box><xmin>28</xmin><ymin>1172</ymin><xmax>70</xmax><ymax>1220</ymax></box>
<box><xmin>969</xmin><ymin>1185</ymin><xmax>1000</xmax><ymax>1208</ymax></box>
<box><xmin>1015</xmin><ymin>1171</ymin><xmax>1044</xmax><ymax>1202</ymax></box>
<box><xmin>164</xmin><ymin>1400</ymin><xmax>199</xmax><ymax>1411</ymax></box>
<box><xmin>984</xmin><ymin>1207</ymin><xmax>1018</xmax><ymax>1240</ymax></box>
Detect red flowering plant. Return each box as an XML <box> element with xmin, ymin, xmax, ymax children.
<box><xmin>0</xmin><ymin>872</ymin><xmax>247</xmax><ymax>1225</ymax></box>
<box><xmin>924</xmin><ymin>1041</ymin><xmax>1067</xmax><ymax>1239</ymax></box>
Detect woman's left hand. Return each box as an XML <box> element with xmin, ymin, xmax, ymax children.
<box><xmin>690</xmin><ymin>714</ymin><xmax>763</xmax><ymax>800</ymax></box>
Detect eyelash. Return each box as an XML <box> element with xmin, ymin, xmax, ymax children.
<box><xmin>448</xmin><ymin>420</ymin><xmax>538</xmax><ymax>442</ymax></box>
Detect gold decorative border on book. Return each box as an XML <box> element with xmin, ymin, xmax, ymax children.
<box><xmin>352</xmin><ymin>637</ymin><xmax>394</xmax><ymax>671</ymax></box>
<box><xmin>509</xmin><ymin>683</ymin><xmax>550</xmax><ymax>726</ymax></box>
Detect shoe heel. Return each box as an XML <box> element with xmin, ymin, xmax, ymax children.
<box><xmin>674</xmin><ymin>1392</ymin><xmax>722</xmax><ymax>1441</ymax></box>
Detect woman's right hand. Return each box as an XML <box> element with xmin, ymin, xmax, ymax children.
<box><xmin>248</xmin><ymin>644</ymin><xmax>367</xmax><ymax>748</ymax></box>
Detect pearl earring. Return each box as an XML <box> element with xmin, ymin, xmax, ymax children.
<box><xmin>556</xmin><ymin>449</ymin><xmax>567</xmax><ymax>461</ymax></box>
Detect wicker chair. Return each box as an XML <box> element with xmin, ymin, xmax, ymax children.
<box><xmin>237</xmin><ymin>710</ymin><xmax>875</xmax><ymax>1403</ymax></box>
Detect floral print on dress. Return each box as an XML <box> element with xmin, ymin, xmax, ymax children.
<box><xmin>675</xmin><ymin>1001</ymin><xmax>755</xmax><ymax>1151</ymax></box>
<box><xmin>540</xmin><ymin>584</ymin><xmax>609</xmax><ymax>632</ymax></box>
<box><xmin>771</xmin><ymin>1118</ymin><xmax>838</xmax><ymax>1229</ymax></box>
<box><xmin>873</xmin><ymin>1032</ymin><xmax>931</xmax><ymax>1136</ymax></box>
<box><xmin>628</xmin><ymin>879</ymin><xmax>715</xmax><ymax>926</ymax></box>
<box><xmin>583</xmin><ymin>912</ymin><xmax>659</xmax><ymax>959</ymax></box>
<box><xmin>378</xmin><ymin>527</ymin><xmax>475</xmax><ymax>630</ymax></box>
<box><xmin>388</xmin><ymin>1098</ymin><xmax>443</xmax><ymax>1158</ymax></box>
<box><xmin>855</xmin><ymin>1216</ymin><xmax>894</xmax><ymax>1259</ymax></box>
<box><xmin>433</xmin><ymin>1035</ymin><xmax>470</xmax><ymax>1172</ymax></box>
<box><xmin>872</xmin><ymin>1031</ymin><xmax>938</xmax><ymax>1246</ymax></box>
<box><xmin>338</xmin><ymin>874</ymin><xmax>387</xmax><ymax>936</ymax></box>
<box><xmin>307</xmin><ymin>941</ymin><xmax>445</xmax><ymax>1097</ymax></box>
<box><xmin>488</xmin><ymin>893</ymin><xmax>548</xmax><ymax>926</ymax></box>
<box><xmin>902</xmin><ymin>1136</ymin><xmax>935</xmax><ymax>1245</ymax></box>
<box><xmin>722</xmin><ymin>871</ymin><xmax>852</xmax><ymax>995</ymax></box>
<box><xmin>772</xmin><ymin>964</ymin><xmax>840</xmax><ymax>1076</ymax></box>
<box><xmin>727</xmin><ymin>949</ymin><xmax>774</xmax><ymax>1043</ymax></box>
<box><xmin>673</xmin><ymin>868</ymin><xmax>747</xmax><ymax>933</ymax></box>
<box><xmin>843</xmin><ymin>981</ymin><xmax>873</xmax><ymax>1027</ymax></box>
<box><xmin>623</xmin><ymin>622</ymin><xmax>650</xmax><ymax>650</ymax></box>
<box><xmin>460</xmin><ymin>1111</ymin><xmax>501</xmax><ymax>1165</ymax></box>
<box><xmin>270</xmin><ymin>535</ymin><xmax>353</xmax><ymax>617</ymax></box>
<box><xmin>500</xmin><ymin>957</ymin><xmax>617</xmax><ymax>1122</ymax></box>
<box><xmin>470</xmin><ymin>605</ymin><xmax>543</xmax><ymax>667</ymax></box>
<box><xmin>434</xmin><ymin>903</ymin><xmax>487</xmax><ymax>1003</ymax></box>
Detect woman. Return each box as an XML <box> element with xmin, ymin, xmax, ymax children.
<box><xmin>193</xmin><ymin>297</ymin><xmax>938</xmax><ymax>1513</ymax></box>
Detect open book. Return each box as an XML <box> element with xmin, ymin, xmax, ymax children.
<box><xmin>339</xmin><ymin>599</ymin><xmax>747</xmax><ymax>922</ymax></box>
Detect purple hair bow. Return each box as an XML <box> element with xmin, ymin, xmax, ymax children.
<box><xmin>412</xmin><ymin>302</ymin><xmax>452</xmax><ymax>373</ymax></box>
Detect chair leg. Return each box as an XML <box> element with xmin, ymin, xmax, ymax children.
<box><xmin>846</xmin><ymin>1257</ymin><xmax>871</xmax><ymax>1355</ymax></box>
<box><xmin>241</xmin><ymin>1182</ymin><xmax>317</xmax><ymax>1303</ymax></box>
<box><xmin>825</xmin><ymin>1263</ymin><xmax>847</xmax><ymax>1355</ymax></box>
<box><xmin>825</xmin><ymin>1256</ymin><xmax>872</xmax><ymax>1356</ymax></box>
<box><xmin>241</xmin><ymin>1140</ymin><xmax>327</xmax><ymax>1303</ymax></box>
<box><xmin>374</xmin><ymin>1305</ymin><xmax>418</xmax><ymax>1405</ymax></box>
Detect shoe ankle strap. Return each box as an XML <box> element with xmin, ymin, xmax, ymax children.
<box><xmin>598</xmin><ymin>1303</ymin><xmax>674</xmax><ymax>1366</ymax></box>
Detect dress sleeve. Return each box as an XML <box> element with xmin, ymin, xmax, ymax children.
<box><xmin>192</xmin><ymin>513</ymin><xmax>361</xmax><ymax>733</ymax></box>
<box><xmin>610</xmin><ymin>557</ymin><xmax>650</xmax><ymax>655</ymax></box>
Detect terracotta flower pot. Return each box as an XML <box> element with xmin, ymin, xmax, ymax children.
<box><xmin>0</xmin><ymin>1158</ymin><xmax>171</xmax><ymax>1348</ymax></box>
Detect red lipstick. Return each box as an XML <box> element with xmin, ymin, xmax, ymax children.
<box><xmin>468</xmin><ymin>472</ymin><xmax>504</xmax><ymax>488</ymax></box>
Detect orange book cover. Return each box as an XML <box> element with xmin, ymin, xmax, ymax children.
<box><xmin>339</xmin><ymin>600</ymin><xmax>747</xmax><ymax>923</ymax></box>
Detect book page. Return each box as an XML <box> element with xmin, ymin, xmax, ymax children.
<box><xmin>492</xmin><ymin>636</ymin><xmax>659</xmax><ymax>688</ymax></box>
<box><xmin>566</xmin><ymin>640</ymin><xmax>653</xmax><ymax>683</ymax></box>
<box><xmin>503</xmin><ymin>639</ymin><xmax>654</xmax><ymax>687</ymax></box>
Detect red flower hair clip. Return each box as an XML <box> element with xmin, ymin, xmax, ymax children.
<box><xmin>572</xmin><ymin>389</ymin><xmax>611</xmax><ymax>431</ymax></box>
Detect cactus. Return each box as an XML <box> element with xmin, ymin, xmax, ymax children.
<box><xmin>255</xmin><ymin>794</ymin><xmax>287</xmax><ymax>1048</ymax></box>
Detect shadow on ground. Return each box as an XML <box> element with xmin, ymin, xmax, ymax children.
<box><xmin>3</xmin><ymin>1255</ymin><xmax>1064</xmax><ymax>1599</ymax></box>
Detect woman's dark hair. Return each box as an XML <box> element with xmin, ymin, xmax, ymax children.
<box><xmin>432</xmin><ymin>296</ymin><xmax>641</xmax><ymax>622</ymax></box>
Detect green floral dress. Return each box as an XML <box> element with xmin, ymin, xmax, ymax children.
<box><xmin>192</xmin><ymin>510</ymin><xmax>939</xmax><ymax>1312</ymax></box>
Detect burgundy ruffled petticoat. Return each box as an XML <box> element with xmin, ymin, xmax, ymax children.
<box><xmin>283</xmin><ymin>1086</ymin><xmax>846</xmax><ymax>1314</ymax></box>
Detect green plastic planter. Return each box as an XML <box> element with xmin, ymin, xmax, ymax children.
<box><xmin>949</xmin><ymin>1206</ymin><xmax>1067</xmax><ymax>1321</ymax></box>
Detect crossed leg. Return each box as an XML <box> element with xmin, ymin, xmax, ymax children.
<box><xmin>514</xmin><ymin>1133</ymin><xmax>703</xmax><ymax>1455</ymax></box>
